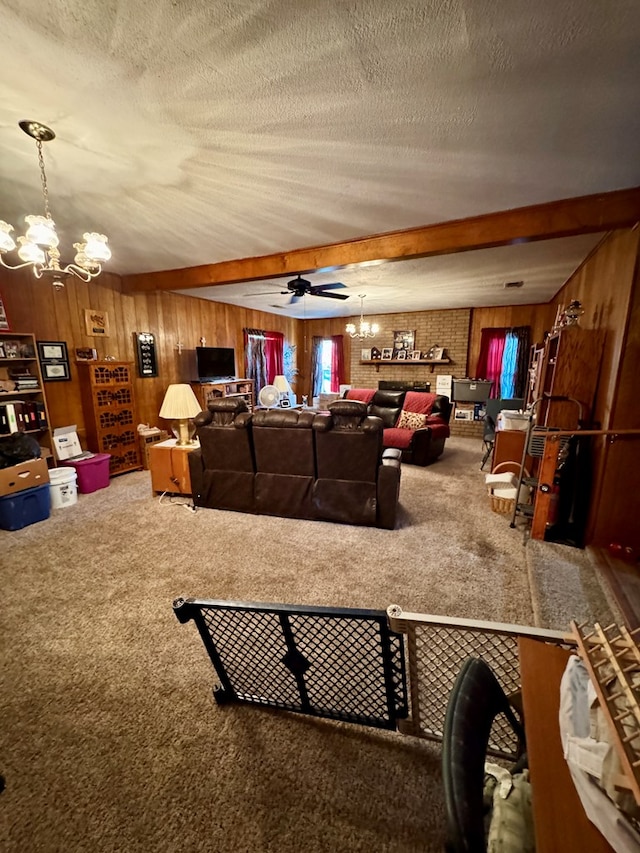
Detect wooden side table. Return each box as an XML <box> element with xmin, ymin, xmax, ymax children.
<box><xmin>149</xmin><ymin>439</ymin><xmax>199</xmax><ymax>495</ymax></box>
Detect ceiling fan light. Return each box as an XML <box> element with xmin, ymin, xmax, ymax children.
<box><xmin>371</xmin><ymin>323</ymin><xmax>379</xmax><ymax>334</ymax></box>
<box><xmin>17</xmin><ymin>237</ymin><xmax>46</xmax><ymax>264</ymax></box>
<box><xmin>0</xmin><ymin>221</ymin><xmax>16</xmax><ymax>252</ymax></box>
<box><xmin>82</xmin><ymin>232</ymin><xmax>111</xmax><ymax>262</ymax></box>
<box><xmin>345</xmin><ymin>323</ymin><xmax>356</xmax><ymax>335</ymax></box>
<box><xmin>25</xmin><ymin>214</ymin><xmax>58</xmax><ymax>248</ymax></box>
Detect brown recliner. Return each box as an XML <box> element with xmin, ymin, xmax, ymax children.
<box><xmin>251</xmin><ymin>408</ymin><xmax>317</xmax><ymax>519</ymax></box>
<box><xmin>312</xmin><ymin>399</ymin><xmax>401</xmax><ymax>529</ymax></box>
<box><xmin>189</xmin><ymin>397</ymin><xmax>255</xmax><ymax>512</ymax></box>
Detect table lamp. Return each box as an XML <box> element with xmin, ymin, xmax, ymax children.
<box><xmin>159</xmin><ymin>384</ymin><xmax>202</xmax><ymax>445</ymax></box>
<box><xmin>273</xmin><ymin>374</ymin><xmax>292</xmax><ymax>406</ymax></box>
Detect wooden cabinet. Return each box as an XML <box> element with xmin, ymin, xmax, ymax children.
<box><xmin>191</xmin><ymin>378</ymin><xmax>254</xmax><ymax>411</ymax></box>
<box><xmin>0</xmin><ymin>331</ymin><xmax>54</xmax><ymax>460</ymax></box>
<box><xmin>77</xmin><ymin>361</ymin><xmax>142</xmax><ymax>475</ymax></box>
<box><xmin>149</xmin><ymin>439</ymin><xmax>197</xmax><ymax>495</ymax></box>
<box><xmin>533</xmin><ymin>327</ymin><xmax>605</xmax><ymax>429</ymax></box>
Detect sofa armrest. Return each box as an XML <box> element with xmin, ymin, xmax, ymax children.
<box><xmin>187</xmin><ymin>449</ymin><xmax>205</xmax><ymax>504</ymax></box>
<box><xmin>377</xmin><ymin>453</ymin><xmax>401</xmax><ymax>529</ymax></box>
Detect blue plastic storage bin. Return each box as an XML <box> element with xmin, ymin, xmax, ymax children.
<box><xmin>0</xmin><ymin>483</ymin><xmax>51</xmax><ymax>530</ymax></box>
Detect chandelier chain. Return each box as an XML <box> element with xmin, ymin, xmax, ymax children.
<box><xmin>36</xmin><ymin>139</ymin><xmax>51</xmax><ymax>220</ymax></box>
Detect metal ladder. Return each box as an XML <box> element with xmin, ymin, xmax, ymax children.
<box><xmin>509</xmin><ymin>396</ymin><xmax>583</xmax><ymax>531</ymax></box>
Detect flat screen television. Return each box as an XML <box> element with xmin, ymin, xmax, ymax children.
<box><xmin>195</xmin><ymin>347</ymin><xmax>236</xmax><ymax>381</ymax></box>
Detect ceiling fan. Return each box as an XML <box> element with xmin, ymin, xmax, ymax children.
<box><xmin>246</xmin><ymin>275</ymin><xmax>350</xmax><ymax>305</ymax></box>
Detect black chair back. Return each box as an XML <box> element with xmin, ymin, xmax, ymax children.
<box><xmin>442</xmin><ymin>657</ymin><xmax>525</xmax><ymax>853</ymax></box>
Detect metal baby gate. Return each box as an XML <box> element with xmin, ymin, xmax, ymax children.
<box><xmin>174</xmin><ymin>598</ymin><xmax>568</xmax><ymax>758</ymax></box>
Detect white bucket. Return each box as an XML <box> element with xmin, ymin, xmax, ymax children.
<box><xmin>49</xmin><ymin>467</ymin><xmax>78</xmax><ymax>509</ymax></box>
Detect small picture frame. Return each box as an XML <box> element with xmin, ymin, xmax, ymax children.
<box><xmin>38</xmin><ymin>341</ymin><xmax>68</xmax><ymax>362</ymax></box>
<box><xmin>43</xmin><ymin>361</ymin><xmax>70</xmax><ymax>381</ymax></box>
<box><xmin>381</xmin><ymin>347</ymin><xmax>393</xmax><ymax>360</ymax></box>
<box><xmin>396</xmin><ymin>349</ymin><xmax>407</xmax><ymax>360</ymax></box>
<box><xmin>279</xmin><ymin>397</ymin><xmax>291</xmax><ymax>408</ymax></box>
<box><xmin>409</xmin><ymin>350</ymin><xmax>422</xmax><ymax>361</ymax></box>
<box><xmin>0</xmin><ymin>293</ymin><xmax>10</xmax><ymax>331</ymax></box>
<box><xmin>370</xmin><ymin>347</ymin><xmax>382</xmax><ymax>360</ymax></box>
<box><xmin>75</xmin><ymin>347</ymin><xmax>97</xmax><ymax>361</ymax></box>
<box><xmin>2</xmin><ymin>340</ymin><xmax>20</xmax><ymax>358</ymax></box>
<box><xmin>361</xmin><ymin>348</ymin><xmax>372</xmax><ymax>361</ymax></box>
<box><xmin>432</xmin><ymin>347</ymin><xmax>445</xmax><ymax>360</ymax></box>
<box><xmin>0</xmin><ymin>342</ymin><xmax>5</xmax><ymax>358</ymax></box>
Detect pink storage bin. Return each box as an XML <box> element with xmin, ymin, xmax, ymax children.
<box><xmin>66</xmin><ymin>453</ymin><xmax>111</xmax><ymax>494</ymax></box>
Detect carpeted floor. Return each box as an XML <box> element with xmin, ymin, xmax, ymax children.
<box><xmin>0</xmin><ymin>436</ymin><xmax>616</xmax><ymax>852</ymax></box>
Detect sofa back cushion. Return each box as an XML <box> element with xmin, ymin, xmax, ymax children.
<box><xmin>196</xmin><ymin>398</ymin><xmax>255</xmax><ymax>473</ymax></box>
<box><xmin>252</xmin><ymin>408</ymin><xmax>316</xmax><ymax>475</ymax></box>
<box><xmin>345</xmin><ymin>388</ymin><xmax>376</xmax><ymax>404</ymax></box>
<box><xmin>370</xmin><ymin>389</ymin><xmax>405</xmax><ymax>428</ymax></box>
<box><xmin>403</xmin><ymin>391</ymin><xmax>436</xmax><ymax>415</ymax></box>
<box><xmin>314</xmin><ymin>402</ymin><xmax>383</xmax><ymax>482</ymax></box>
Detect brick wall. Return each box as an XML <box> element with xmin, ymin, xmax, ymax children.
<box><xmin>347</xmin><ymin>307</ymin><xmax>483</xmax><ymax>437</ymax></box>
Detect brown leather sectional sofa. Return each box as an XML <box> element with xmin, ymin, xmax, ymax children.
<box><xmin>188</xmin><ymin>397</ymin><xmax>402</xmax><ymax>529</ymax></box>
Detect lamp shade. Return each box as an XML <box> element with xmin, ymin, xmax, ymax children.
<box><xmin>159</xmin><ymin>384</ymin><xmax>202</xmax><ymax>419</ymax></box>
<box><xmin>273</xmin><ymin>375</ymin><xmax>292</xmax><ymax>393</ymax></box>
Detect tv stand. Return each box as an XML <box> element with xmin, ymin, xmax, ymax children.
<box><xmin>190</xmin><ymin>378</ymin><xmax>254</xmax><ymax>412</ymax></box>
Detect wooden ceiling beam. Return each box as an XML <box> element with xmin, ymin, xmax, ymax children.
<box><xmin>121</xmin><ymin>187</ymin><xmax>640</xmax><ymax>293</ymax></box>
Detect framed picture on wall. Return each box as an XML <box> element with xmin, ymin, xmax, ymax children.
<box><xmin>0</xmin><ymin>293</ymin><xmax>10</xmax><ymax>331</ymax></box>
<box><xmin>37</xmin><ymin>340</ymin><xmax>71</xmax><ymax>382</ymax></box>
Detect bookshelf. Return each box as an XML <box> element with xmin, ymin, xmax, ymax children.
<box><xmin>191</xmin><ymin>379</ymin><xmax>255</xmax><ymax>411</ymax></box>
<box><xmin>0</xmin><ymin>331</ymin><xmax>54</xmax><ymax>460</ymax></box>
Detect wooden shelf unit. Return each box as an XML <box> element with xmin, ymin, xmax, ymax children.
<box><xmin>361</xmin><ymin>358</ymin><xmax>451</xmax><ymax>374</ymax></box>
<box><xmin>191</xmin><ymin>379</ymin><xmax>255</xmax><ymax>411</ymax></box>
<box><xmin>77</xmin><ymin>361</ymin><xmax>142</xmax><ymax>475</ymax></box>
<box><xmin>0</xmin><ymin>330</ymin><xmax>54</xmax><ymax>460</ymax></box>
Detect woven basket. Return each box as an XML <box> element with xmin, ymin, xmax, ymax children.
<box><xmin>490</xmin><ymin>494</ymin><xmax>515</xmax><ymax>515</ymax></box>
<box><xmin>487</xmin><ymin>462</ymin><xmax>529</xmax><ymax>515</ymax></box>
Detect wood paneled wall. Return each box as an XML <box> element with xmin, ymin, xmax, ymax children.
<box><xmin>0</xmin><ymin>267</ymin><xmax>300</xmax><ymax>442</ymax></box>
<box><xmin>549</xmin><ymin>227</ymin><xmax>640</xmax><ymax>549</ymax></box>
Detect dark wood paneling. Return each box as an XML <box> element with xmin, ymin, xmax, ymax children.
<box><xmin>0</xmin><ymin>268</ymin><xmax>301</xmax><ymax>442</ymax></box>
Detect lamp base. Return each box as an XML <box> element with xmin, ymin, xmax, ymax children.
<box><xmin>171</xmin><ymin>418</ymin><xmax>197</xmax><ymax>446</ymax></box>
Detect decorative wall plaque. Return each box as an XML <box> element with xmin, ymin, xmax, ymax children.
<box><xmin>134</xmin><ymin>332</ymin><xmax>158</xmax><ymax>377</ymax></box>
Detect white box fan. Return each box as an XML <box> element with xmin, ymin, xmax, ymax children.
<box><xmin>258</xmin><ymin>385</ymin><xmax>280</xmax><ymax>408</ymax></box>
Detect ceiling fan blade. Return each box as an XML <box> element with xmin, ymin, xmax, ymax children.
<box><xmin>310</xmin><ymin>282</ymin><xmax>346</xmax><ymax>292</ymax></box>
<box><xmin>244</xmin><ymin>290</ymin><xmax>286</xmax><ymax>296</ymax></box>
<box><xmin>289</xmin><ymin>294</ymin><xmax>303</xmax><ymax>303</ymax></box>
<box><xmin>312</xmin><ymin>290</ymin><xmax>350</xmax><ymax>300</ymax></box>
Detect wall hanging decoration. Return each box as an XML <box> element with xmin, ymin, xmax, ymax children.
<box><xmin>37</xmin><ymin>340</ymin><xmax>70</xmax><ymax>381</ymax></box>
<box><xmin>134</xmin><ymin>332</ymin><xmax>158</xmax><ymax>377</ymax></box>
<box><xmin>0</xmin><ymin>292</ymin><xmax>10</xmax><ymax>330</ymax></box>
<box><xmin>84</xmin><ymin>308</ymin><xmax>110</xmax><ymax>337</ymax></box>
<box><xmin>392</xmin><ymin>330</ymin><xmax>415</xmax><ymax>359</ymax></box>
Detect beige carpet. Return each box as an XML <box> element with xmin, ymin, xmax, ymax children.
<box><xmin>0</xmin><ymin>436</ymin><xmax>613</xmax><ymax>852</ymax></box>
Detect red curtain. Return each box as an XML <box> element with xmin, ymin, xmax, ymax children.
<box><xmin>476</xmin><ymin>328</ymin><xmax>507</xmax><ymax>398</ymax></box>
<box><xmin>330</xmin><ymin>335</ymin><xmax>345</xmax><ymax>393</ymax></box>
<box><xmin>264</xmin><ymin>331</ymin><xmax>284</xmax><ymax>384</ymax></box>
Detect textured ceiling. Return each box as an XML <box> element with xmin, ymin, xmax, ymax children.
<box><xmin>0</xmin><ymin>0</ymin><xmax>639</xmax><ymax>316</ymax></box>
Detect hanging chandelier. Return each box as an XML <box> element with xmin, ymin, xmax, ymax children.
<box><xmin>346</xmin><ymin>294</ymin><xmax>379</xmax><ymax>339</ymax></box>
<box><xmin>0</xmin><ymin>120</ymin><xmax>111</xmax><ymax>290</ymax></box>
